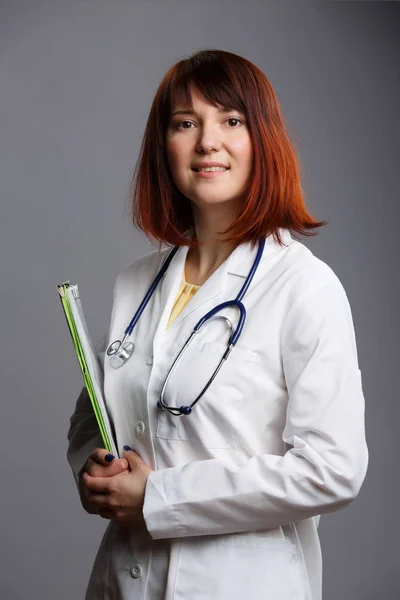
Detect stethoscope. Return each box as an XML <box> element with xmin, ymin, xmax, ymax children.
<box><xmin>107</xmin><ymin>237</ymin><xmax>265</xmax><ymax>416</ymax></box>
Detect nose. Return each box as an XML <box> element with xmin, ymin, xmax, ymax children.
<box><xmin>195</xmin><ymin>122</ymin><xmax>222</xmax><ymax>153</ymax></box>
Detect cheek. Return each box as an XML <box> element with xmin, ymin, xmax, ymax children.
<box><xmin>231</xmin><ymin>137</ymin><xmax>253</xmax><ymax>168</ymax></box>
<box><xmin>166</xmin><ymin>137</ymin><xmax>188</xmax><ymax>165</ymax></box>
<box><xmin>166</xmin><ymin>143</ymin><xmax>178</xmax><ymax>170</ymax></box>
<box><xmin>166</xmin><ymin>147</ymin><xmax>191</xmax><ymax>184</ymax></box>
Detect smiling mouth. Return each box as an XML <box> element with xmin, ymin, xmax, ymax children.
<box><xmin>192</xmin><ymin>167</ymin><xmax>230</xmax><ymax>172</ymax></box>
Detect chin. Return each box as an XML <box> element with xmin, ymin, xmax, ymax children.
<box><xmin>190</xmin><ymin>189</ymin><xmax>241</xmax><ymax>204</ymax></box>
<box><xmin>190</xmin><ymin>196</ymin><xmax>238</xmax><ymax>209</ymax></box>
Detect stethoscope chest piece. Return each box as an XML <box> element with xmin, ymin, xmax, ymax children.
<box><xmin>108</xmin><ymin>340</ymin><xmax>135</xmax><ymax>369</ymax></box>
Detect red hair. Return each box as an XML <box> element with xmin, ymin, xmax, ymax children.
<box><xmin>130</xmin><ymin>49</ymin><xmax>327</xmax><ymax>249</ymax></box>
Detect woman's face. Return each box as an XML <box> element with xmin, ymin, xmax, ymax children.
<box><xmin>166</xmin><ymin>86</ymin><xmax>253</xmax><ymax>214</ymax></box>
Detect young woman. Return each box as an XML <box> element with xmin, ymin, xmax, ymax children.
<box><xmin>67</xmin><ymin>49</ymin><xmax>368</xmax><ymax>600</ymax></box>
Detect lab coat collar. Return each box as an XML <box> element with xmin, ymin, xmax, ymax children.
<box><xmin>179</xmin><ymin>225</ymin><xmax>292</xmax><ymax>278</ymax></box>
<box><xmin>154</xmin><ymin>241</ymin><xmax>220</xmax><ymax>340</ymax></box>
<box><xmin>226</xmin><ymin>227</ymin><xmax>292</xmax><ymax>278</ymax></box>
<box><xmin>152</xmin><ymin>227</ymin><xmax>292</xmax><ymax>342</ymax></box>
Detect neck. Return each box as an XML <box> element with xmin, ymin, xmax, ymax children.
<box><xmin>185</xmin><ymin>203</ymin><xmax>241</xmax><ymax>285</ymax></box>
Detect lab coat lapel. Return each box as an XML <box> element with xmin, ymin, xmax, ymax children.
<box><xmin>162</xmin><ymin>231</ymin><xmax>258</xmax><ymax>333</ymax></box>
<box><xmin>151</xmin><ymin>244</ymin><xmax>189</xmax><ymax>350</ymax></box>
<box><xmin>151</xmin><ymin>241</ymin><xmax>228</xmax><ymax>354</ymax></box>
<box><xmin>152</xmin><ymin>228</ymin><xmax>292</xmax><ymax>345</ymax></box>
<box><xmin>226</xmin><ymin>227</ymin><xmax>293</xmax><ymax>278</ymax></box>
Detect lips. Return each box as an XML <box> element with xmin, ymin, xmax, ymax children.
<box><xmin>192</xmin><ymin>167</ymin><xmax>229</xmax><ymax>172</ymax></box>
<box><xmin>192</xmin><ymin>168</ymin><xmax>229</xmax><ymax>179</ymax></box>
<box><xmin>192</xmin><ymin>163</ymin><xmax>230</xmax><ymax>171</ymax></box>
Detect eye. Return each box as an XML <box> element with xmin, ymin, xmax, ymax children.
<box><xmin>173</xmin><ymin>117</ymin><xmax>244</xmax><ymax>131</ymax></box>
<box><xmin>226</xmin><ymin>117</ymin><xmax>243</xmax><ymax>127</ymax></box>
<box><xmin>175</xmin><ymin>120</ymin><xmax>194</xmax><ymax>130</ymax></box>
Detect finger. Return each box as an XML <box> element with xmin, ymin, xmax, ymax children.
<box><xmin>117</xmin><ymin>457</ymin><xmax>129</xmax><ymax>471</ymax></box>
<box><xmin>79</xmin><ymin>476</ymin><xmax>105</xmax><ymax>503</ymax></box>
<box><xmin>86</xmin><ymin>458</ymin><xmax>129</xmax><ymax>478</ymax></box>
<box><xmin>79</xmin><ymin>479</ymin><xmax>102</xmax><ymax>514</ymax></box>
<box><xmin>122</xmin><ymin>446</ymin><xmax>142</xmax><ymax>470</ymax></box>
<box><xmin>89</xmin><ymin>448</ymin><xmax>116</xmax><ymax>466</ymax></box>
<box><xmin>83</xmin><ymin>472</ymin><xmax>112</xmax><ymax>494</ymax></box>
<box><xmin>106</xmin><ymin>457</ymin><xmax>129</xmax><ymax>474</ymax></box>
<box><xmin>82</xmin><ymin>498</ymin><xmax>101</xmax><ymax>515</ymax></box>
<box><xmin>99</xmin><ymin>508</ymin><xmax>115</xmax><ymax>520</ymax></box>
<box><xmin>88</xmin><ymin>492</ymin><xmax>113</xmax><ymax>507</ymax></box>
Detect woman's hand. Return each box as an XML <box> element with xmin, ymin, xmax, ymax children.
<box><xmin>78</xmin><ymin>448</ymin><xmax>129</xmax><ymax>515</ymax></box>
<box><xmin>81</xmin><ymin>446</ymin><xmax>153</xmax><ymax>529</ymax></box>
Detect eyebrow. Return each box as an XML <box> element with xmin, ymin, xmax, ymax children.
<box><xmin>171</xmin><ymin>107</ymin><xmax>239</xmax><ymax>117</ymax></box>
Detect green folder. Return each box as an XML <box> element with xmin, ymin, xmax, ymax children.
<box><xmin>57</xmin><ymin>281</ymin><xmax>118</xmax><ymax>456</ymax></box>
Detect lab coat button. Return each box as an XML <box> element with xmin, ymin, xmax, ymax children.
<box><xmin>130</xmin><ymin>563</ymin><xmax>143</xmax><ymax>578</ymax></box>
<box><xmin>146</xmin><ymin>356</ymin><xmax>153</xmax><ymax>365</ymax></box>
<box><xmin>135</xmin><ymin>421</ymin><xmax>145</xmax><ymax>435</ymax></box>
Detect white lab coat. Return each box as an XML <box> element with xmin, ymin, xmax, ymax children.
<box><xmin>67</xmin><ymin>227</ymin><xmax>368</xmax><ymax>600</ymax></box>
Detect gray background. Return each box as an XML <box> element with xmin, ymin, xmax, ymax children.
<box><xmin>1</xmin><ymin>1</ymin><xmax>398</xmax><ymax>598</ymax></box>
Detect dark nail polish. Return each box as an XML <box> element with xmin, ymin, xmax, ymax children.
<box><xmin>123</xmin><ymin>445</ymin><xmax>133</xmax><ymax>451</ymax></box>
<box><xmin>105</xmin><ymin>453</ymin><xmax>115</xmax><ymax>462</ymax></box>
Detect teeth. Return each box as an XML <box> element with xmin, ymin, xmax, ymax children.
<box><xmin>196</xmin><ymin>166</ymin><xmax>228</xmax><ymax>172</ymax></box>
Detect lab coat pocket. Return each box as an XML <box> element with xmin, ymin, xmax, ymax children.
<box><xmin>173</xmin><ymin>534</ymin><xmax>306</xmax><ymax>600</ymax></box>
<box><xmin>156</xmin><ymin>338</ymin><xmax>264</xmax><ymax>449</ymax></box>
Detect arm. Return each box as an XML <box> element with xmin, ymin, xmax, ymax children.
<box><xmin>142</xmin><ymin>281</ymin><xmax>369</xmax><ymax>539</ymax></box>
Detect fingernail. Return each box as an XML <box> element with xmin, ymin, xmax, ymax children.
<box><xmin>123</xmin><ymin>445</ymin><xmax>133</xmax><ymax>451</ymax></box>
<box><xmin>105</xmin><ymin>453</ymin><xmax>115</xmax><ymax>462</ymax></box>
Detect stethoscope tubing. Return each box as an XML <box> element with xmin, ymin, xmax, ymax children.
<box><xmin>157</xmin><ymin>238</ymin><xmax>265</xmax><ymax>415</ymax></box>
<box><xmin>107</xmin><ymin>237</ymin><xmax>266</xmax><ymax>416</ymax></box>
<box><xmin>107</xmin><ymin>245</ymin><xmax>179</xmax><ymax>357</ymax></box>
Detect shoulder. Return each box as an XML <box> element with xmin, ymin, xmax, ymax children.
<box><xmin>279</xmin><ymin>240</ymin><xmax>358</xmax><ymax>360</ymax></box>
<box><xmin>277</xmin><ymin>237</ymin><xmax>349</xmax><ymax>309</ymax></box>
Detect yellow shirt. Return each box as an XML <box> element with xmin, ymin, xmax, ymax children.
<box><xmin>166</xmin><ymin>270</ymin><xmax>200</xmax><ymax>329</ymax></box>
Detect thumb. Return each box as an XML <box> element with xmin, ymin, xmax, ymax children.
<box><xmin>90</xmin><ymin>448</ymin><xmax>117</xmax><ymax>466</ymax></box>
<box><xmin>122</xmin><ymin>445</ymin><xmax>142</xmax><ymax>469</ymax></box>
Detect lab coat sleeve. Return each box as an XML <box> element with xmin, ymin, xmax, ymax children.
<box><xmin>66</xmin><ymin>385</ymin><xmax>104</xmax><ymax>487</ymax></box>
<box><xmin>143</xmin><ymin>280</ymin><xmax>369</xmax><ymax>539</ymax></box>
